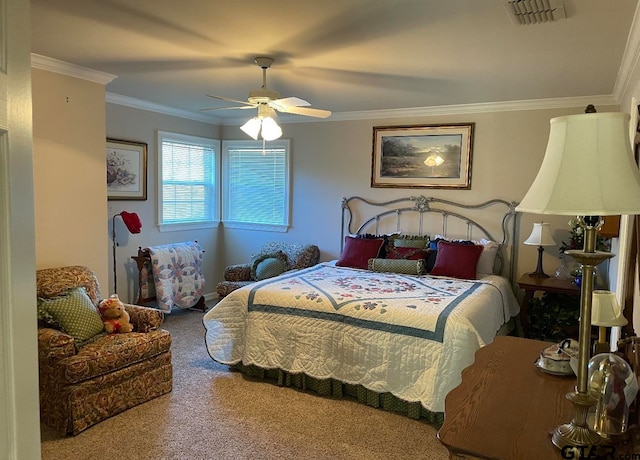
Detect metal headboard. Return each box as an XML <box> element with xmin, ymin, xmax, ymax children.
<box><xmin>341</xmin><ymin>195</ymin><xmax>519</xmax><ymax>282</ymax></box>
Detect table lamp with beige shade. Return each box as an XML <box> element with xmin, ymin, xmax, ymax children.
<box><xmin>591</xmin><ymin>290</ymin><xmax>628</xmax><ymax>355</ymax></box>
<box><xmin>523</xmin><ymin>222</ymin><xmax>556</xmax><ymax>278</ymax></box>
<box><xmin>516</xmin><ymin>106</ymin><xmax>640</xmax><ymax>450</ymax></box>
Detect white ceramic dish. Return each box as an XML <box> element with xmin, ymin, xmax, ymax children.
<box><xmin>535</xmin><ymin>338</ymin><xmax>578</xmax><ymax>376</ymax></box>
<box><xmin>534</xmin><ymin>358</ymin><xmax>574</xmax><ymax>376</ymax></box>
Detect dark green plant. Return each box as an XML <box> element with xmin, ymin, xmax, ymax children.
<box><xmin>528</xmin><ymin>292</ymin><xmax>580</xmax><ymax>342</ymax></box>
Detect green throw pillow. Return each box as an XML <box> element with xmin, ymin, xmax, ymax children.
<box><xmin>254</xmin><ymin>257</ymin><xmax>286</xmax><ymax>281</ymax></box>
<box><xmin>251</xmin><ymin>251</ymin><xmax>289</xmax><ymax>281</ymax></box>
<box><xmin>368</xmin><ymin>258</ymin><xmax>426</xmax><ymax>275</ymax></box>
<box><xmin>37</xmin><ymin>287</ymin><xmax>105</xmax><ymax>341</ymax></box>
<box><xmin>392</xmin><ymin>235</ymin><xmax>430</xmax><ymax>249</ymax></box>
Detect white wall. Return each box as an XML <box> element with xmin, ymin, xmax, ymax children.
<box><xmin>32</xmin><ymin>69</ymin><xmax>109</xmax><ymax>284</ymax></box>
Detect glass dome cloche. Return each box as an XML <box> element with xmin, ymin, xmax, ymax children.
<box><xmin>587</xmin><ymin>353</ymin><xmax>638</xmax><ymax>438</ymax></box>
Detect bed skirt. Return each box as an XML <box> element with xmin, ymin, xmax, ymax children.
<box><xmin>232</xmin><ymin>363</ymin><xmax>444</xmax><ymax>425</ymax></box>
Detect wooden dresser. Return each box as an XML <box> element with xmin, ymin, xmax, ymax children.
<box><xmin>437</xmin><ymin>336</ymin><xmax>631</xmax><ymax>459</ymax></box>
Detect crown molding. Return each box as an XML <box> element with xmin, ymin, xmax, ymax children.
<box><xmin>218</xmin><ymin>94</ymin><xmax>618</xmax><ymax>125</ymax></box>
<box><xmin>105</xmin><ymin>93</ymin><xmax>221</xmax><ymax>125</ymax></box>
<box><xmin>30</xmin><ymin>53</ymin><xmax>117</xmax><ymax>85</ymax></box>
<box><xmin>292</xmin><ymin>95</ymin><xmax>619</xmax><ymax>123</ymax></box>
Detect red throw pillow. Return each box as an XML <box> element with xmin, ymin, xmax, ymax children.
<box><xmin>336</xmin><ymin>236</ymin><xmax>385</xmax><ymax>270</ymax></box>
<box><xmin>386</xmin><ymin>246</ymin><xmax>431</xmax><ymax>261</ymax></box>
<box><xmin>430</xmin><ymin>241</ymin><xmax>483</xmax><ymax>280</ymax></box>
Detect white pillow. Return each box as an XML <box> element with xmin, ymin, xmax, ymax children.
<box><xmin>476</xmin><ymin>238</ymin><xmax>499</xmax><ymax>275</ymax></box>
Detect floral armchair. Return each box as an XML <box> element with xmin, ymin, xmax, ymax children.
<box><xmin>216</xmin><ymin>242</ymin><xmax>320</xmax><ymax>298</ymax></box>
<box><xmin>36</xmin><ymin>265</ymin><xmax>172</xmax><ymax>435</ymax></box>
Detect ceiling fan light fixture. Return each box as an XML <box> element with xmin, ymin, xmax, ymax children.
<box><xmin>202</xmin><ymin>57</ymin><xmax>331</xmax><ymax>123</ymax></box>
<box><xmin>240</xmin><ymin>117</ymin><xmax>261</xmax><ymax>140</ymax></box>
<box><xmin>257</xmin><ymin>104</ymin><xmax>276</xmax><ymax>119</ymax></box>
<box><xmin>260</xmin><ymin>116</ymin><xmax>282</xmax><ymax>141</ymax></box>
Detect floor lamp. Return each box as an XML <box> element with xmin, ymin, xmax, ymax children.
<box><xmin>516</xmin><ymin>108</ymin><xmax>640</xmax><ymax>450</ymax></box>
<box><xmin>112</xmin><ymin>211</ymin><xmax>142</xmax><ymax>294</ymax></box>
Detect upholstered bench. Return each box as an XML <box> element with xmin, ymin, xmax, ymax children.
<box><xmin>216</xmin><ymin>242</ymin><xmax>320</xmax><ymax>298</ymax></box>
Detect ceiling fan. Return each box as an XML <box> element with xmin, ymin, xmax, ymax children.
<box><xmin>200</xmin><ymin>57</ymin><xmax>332</xmax><ymax>121</ymax></box>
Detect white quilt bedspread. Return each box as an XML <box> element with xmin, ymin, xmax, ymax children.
<box><xmin>204</xmin><ymin>262</ymin><xmax>519</xmax><ymax>413</ymax></box>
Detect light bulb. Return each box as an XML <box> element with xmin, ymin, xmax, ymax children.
<box><xmin>261</xmin><ymin>117</ymin><xmax>282</xmax><ymax>141</ymax></box>
<box><xmin>240</xmin><ymin>117</ymin><xmax>261</xmax><ymax>140</ymax></box>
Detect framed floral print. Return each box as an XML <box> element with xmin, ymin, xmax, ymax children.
<box><xmin>106</xmin><ymin>138</ymin><xmax>147</xmax><ymax>200</ymax></box>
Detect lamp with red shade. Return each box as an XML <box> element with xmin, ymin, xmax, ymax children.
<box><xmin>112</xmin><ymin>211</ymin><xmax>142</xmax><ymax>294</ymax></box>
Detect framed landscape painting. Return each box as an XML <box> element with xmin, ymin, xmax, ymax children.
<box><xmin>106</xmin><ymin>138</ymin><xmax>147</xmax><ymax>200</ymax></box>
<box><xmin>371</xmin><ymin>123</ymin><xmax>474</xmax><ymax>189</ymax></box>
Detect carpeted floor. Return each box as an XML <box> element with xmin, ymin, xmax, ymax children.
<box><xmin>40</xmin><ymin>306</ymin><xmax>450</xmax><ymax>460</ymax></box>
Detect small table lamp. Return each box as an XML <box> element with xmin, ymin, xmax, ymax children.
<box><xmin>524</xmin><ymin>222</ymin><xmax>556</xmax><ymax>278</ymax></box>
<box><xmin>591</xmin><ymin>290</ymin><xmax>628</xmax><ymax>354</ymax></box>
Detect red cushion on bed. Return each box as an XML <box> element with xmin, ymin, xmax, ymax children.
<box><xmin>430</xmin><ymin>241</ymin><xmax>484</xmax><ymax>280</ymax></box>
<box><xmin>336</xmin><ymin>236</ymin><xmax>385</xmax><ymax>270</ymax></box>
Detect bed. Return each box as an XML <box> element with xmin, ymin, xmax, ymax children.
<box><xmin>204</xmin><ymin>195</ymin><xmax>520</xmax><ymax>422</ymax></box>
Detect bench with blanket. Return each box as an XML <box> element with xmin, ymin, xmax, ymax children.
<box><xmin>216</xmin><ymin>241</ymin><xmax>320</xmax><ymax>298</ymax></box>
<box><xmin>133</xmin><ymin>241</ymin><xmax>206</xmax><ymax>312</ymax></box>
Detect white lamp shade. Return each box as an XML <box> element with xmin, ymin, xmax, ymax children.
<box><xmin>260</xmin><ymin>117</ymin><xmax>282</xmax><ymax>141</ymax></box>
<box><xmin>524</xmin><ymin>222</ymin><xmax>556</xmax><ymax>246</ymax></box>
<box><xmin>516</xmin><ymin>112</ymin><xmax>640</xmax><ymax>216</ymax></box>
<box><xmin>591</xmin><ymin>290</ymin><xmax>628</xmax><ymax>327</ymax></box>
<box><xmin>240</xmin><ymin>117</ymin><xmax>261</xmax><ymax>140</ymax></box>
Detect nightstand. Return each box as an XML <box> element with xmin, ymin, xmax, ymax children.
<box><xmin>517</xmin><ymin>274</ymin><xmax>580</xmax><ymax>338</ymax></box>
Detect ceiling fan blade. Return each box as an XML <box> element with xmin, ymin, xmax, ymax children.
<box><xmin>270</xmin><ymin>96</ymin><xmax>311</xmax><ymax>110</ymax></box>
<box><xmin>275</xmin><ymin>105</ymin><xmax>331</xmax><ymax>118</ymax></box>
<box><xmin>206</xmin><ymin>94</ymin><xmax>255</xmax><ymax>106</ymax></box>
<box><xmin>199</xmin><ymin>105</ymin><xmax>255</xmax><ymax>112</ymax></box>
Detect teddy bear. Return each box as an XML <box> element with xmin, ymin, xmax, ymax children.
<box><xmin>98</xmin><ymin>294</ymin><xmax>134</xmax><ymax>334</ymax></box>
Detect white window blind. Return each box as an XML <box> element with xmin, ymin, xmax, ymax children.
<box><xmin>158</xmin><ymin>132</ymin><xmax>219</xmax><ymax>230</ymax></box>
<box><xmin>222</xmin><ymin>139</ymin><xmax>290</xmax><ymax>231</ymax></box>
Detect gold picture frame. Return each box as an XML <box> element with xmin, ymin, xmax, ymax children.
<box><xmin>371</xmin><ymin>123</ymin><xmax>474</xmax><ymax>189</ymax></box>
<box><xmin>106</xmin><ymin>138</ymin><xmax>148</xmax><ymax>200</ymax></box>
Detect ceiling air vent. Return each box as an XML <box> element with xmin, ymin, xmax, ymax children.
<box><xmin>506</xmin><ymin>0</ymin><xmax>566</xmax><ymax>25</ymax></box>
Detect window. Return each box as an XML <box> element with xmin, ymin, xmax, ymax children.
<box><xmin>222</xmin><ymin>139</ymin><xmax>290</xmax><ymax>231</ymax></box>
<box><xmin>158</xmin><ymin>131</ymin><xmax>219</xmax><ymax>231</ymax></box>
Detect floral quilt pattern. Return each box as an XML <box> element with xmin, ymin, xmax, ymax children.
<box><xmin>148</xmin><ymin>241</ymin><xmax>204</xmax><ymax>313</ymax></box>
<box><xmin>247</xmin><ymin>263</ymin><xmax>483</xmax><ymax>342</ymax></box>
